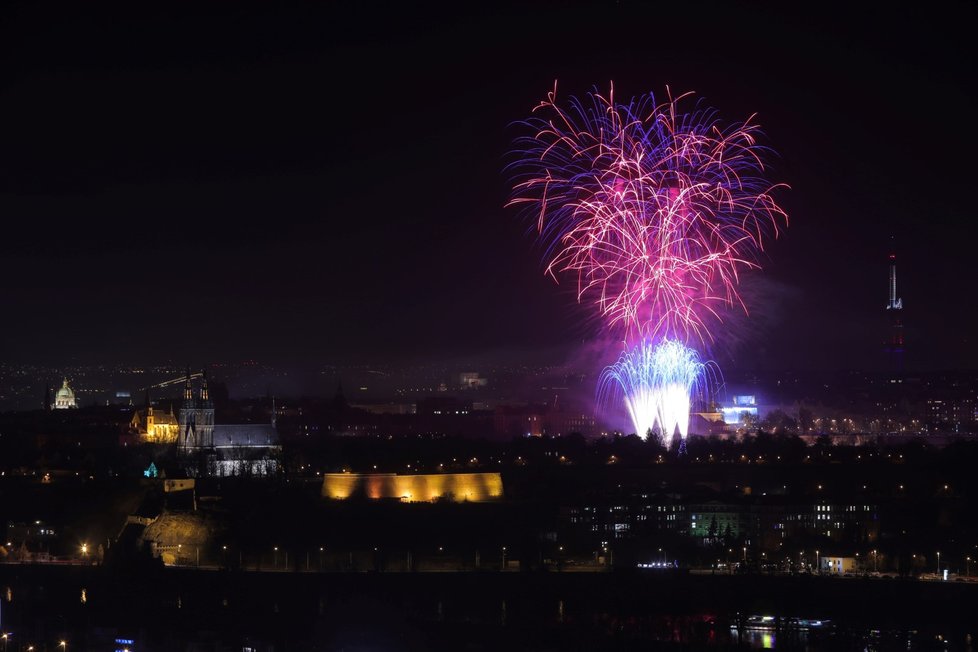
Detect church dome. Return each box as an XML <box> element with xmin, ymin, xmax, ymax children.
<box><xmin>54</xmin><ymin>378</ymin><xmax>77</xmax><ymax>409</ymax></box>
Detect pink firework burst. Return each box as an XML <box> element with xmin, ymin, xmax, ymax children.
<box><xmin>508</xmin><ymin>83</ymin><xmax>788</xmax><ymax>344</ymax></box>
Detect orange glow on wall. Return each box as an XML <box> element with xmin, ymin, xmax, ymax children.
<box><xmin>322</xmin><ymin>472</ymin><xmax>503</xmax><ymax>502</ymax></box>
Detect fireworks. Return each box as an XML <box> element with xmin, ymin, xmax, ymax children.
<box><xmin>508</xmin><ymin>83</ymin><xmax>786</xmax><ymax>442</ymax></box>
<box><xmin>599</xmin><ymin>339</ymin><xmax>709</xmax><ymax>447</ymax></box>
<box><xmin>508</xmin><ymin>83</ymin><xmax>786</xmax><ymax>344</ymax></box>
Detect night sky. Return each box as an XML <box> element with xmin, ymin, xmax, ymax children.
<box><xmin>0</xmin><ymin>1</ymin><xmax>974</xmax><ymax>371</ymax></box>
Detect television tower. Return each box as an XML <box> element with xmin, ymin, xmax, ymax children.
<box><xmin>885</xmin><ymin>251</ymin><xmax>904</xmax><ymax>370</ymax></box>
<box><xmin>886</xmin><ymin>254</ymin><xmax>902</xmax><ymax>310</ymax></box>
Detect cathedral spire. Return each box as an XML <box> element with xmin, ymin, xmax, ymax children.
<box><xmin>184</xmin><ymin>367</ymin><xmax>193</xmax><ymax>402</ymax></box>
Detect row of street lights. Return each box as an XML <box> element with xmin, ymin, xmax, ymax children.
<box><xmin>0</xmin><ymin>634</ymin><xmax>68</xmax><ymax>651</ymax></box>
<box><xmin>122</xmin><ymin>540</ymin><xmax>978</xmax><ymax>576</ymax></box>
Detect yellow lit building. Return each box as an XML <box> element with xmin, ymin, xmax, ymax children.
<box><xmin>322</xmin><ymin>472</ymin><xmax>503</xmax><ymax>502</ymax></box>
<box><xmin>132</xmin><ymin>403</ymin><xmax>180</xmax><ymax>443</ymax></box>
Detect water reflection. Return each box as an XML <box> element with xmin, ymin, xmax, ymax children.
<box><xmin>0</xmin><ymin>572</ymin><xmax>973</xmax><ymax>651</ymax></box>
<box><xmin>737</xmin><ymin>628</ymin><xmax>788</xmax><ymax>649</ymax></box>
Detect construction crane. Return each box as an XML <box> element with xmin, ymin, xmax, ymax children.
<box><xmin>141</xmin><ymin>372</ymin><xmax>203</xmax><ymax>392</ymax></box>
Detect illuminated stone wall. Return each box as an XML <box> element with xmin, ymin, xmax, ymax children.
<box><xmin>322</xmin><ymin>472</ymin><xmax>503</xmax><ymax>502</ymax></box>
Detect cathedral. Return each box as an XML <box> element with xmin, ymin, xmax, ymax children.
<box><xmin>176</xmin><ymin>369</ymin><xmax>280</xmax><ymax>477</ymax></box>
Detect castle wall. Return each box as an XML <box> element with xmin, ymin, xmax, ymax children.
<box><xmin>322</xmin><ymin>472</ymin><xmax>503</xmax><ymax>502</ymax></box>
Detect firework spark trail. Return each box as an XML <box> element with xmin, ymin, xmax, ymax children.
<box><xmin>599</xmin><ymin>339</ymin><xmax>711</xmax><ymax>447</ymax></box>
<box><xmin>508</xmin><ymin>84</ymin><xmax>787</xmax><ymax>344</ymax></box>
<box><xmin>509</xmin><ymin>84</ymin><xmax>786</xmax><ymax>441</ymax></box>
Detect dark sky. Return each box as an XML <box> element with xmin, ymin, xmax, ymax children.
<box><xmin>0</xmin><ymin>1</ymin><xmax>974</xmax><ymax>371</ymax></box>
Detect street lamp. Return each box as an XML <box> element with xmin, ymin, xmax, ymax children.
<box><xmin>936</xmin><ymin>551</ymin><xmax>941</xmax><ymax>575</ymax></box>
<box><xmin>872</xmin><ymin>549</ymin><xmax>878</xmax><ymax>572</ymax></box>
<box><xmin>967</xmin><ymin>557</ymin><xmax>971</xmax><ymax>577</ymax></box>
<box><xmin>59</xmin><ymin>641</ymin><xmax>67</xmax><ymax>651</ymax></box>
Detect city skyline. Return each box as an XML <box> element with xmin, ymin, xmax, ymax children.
<box><xmin>0</xmin><ymin>3</ymin><xmax>976</xmax><ymax>647</ymax></box>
